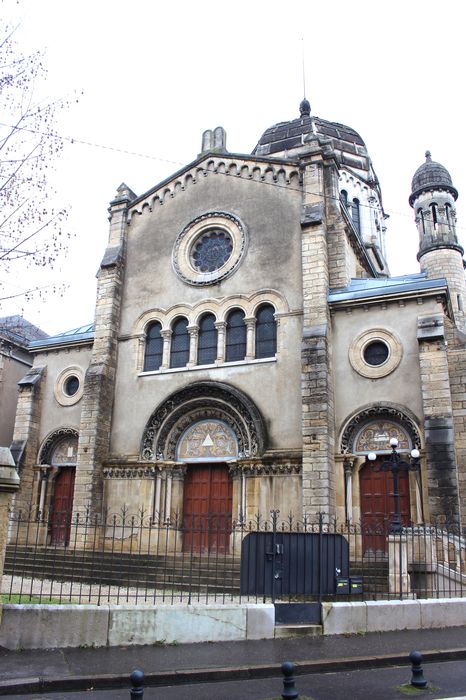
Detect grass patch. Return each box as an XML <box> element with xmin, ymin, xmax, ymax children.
<box><xmin>2</xmin><ymin>594</ymin><xmax>67</xmax><ymax>604</ymax></box>
<box><xmin>396</xmin><ymin>684</ymin><xmax>437</xmax><ymax>696</ymax></box>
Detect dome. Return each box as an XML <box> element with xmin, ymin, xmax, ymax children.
<box><xmin>410</xmin><ymin>151</ymin><xmax>457</xmax><ymax>204</ymax></box>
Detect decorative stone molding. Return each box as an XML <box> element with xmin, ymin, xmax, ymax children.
<box><xmin>172</xmin><ymin>211</ymin><xmax>247</xmax><ymax>286</ymax></box>
<box><xmin>141</xmin><ymin>381</ymin><xmax>266</xmax><ymax>462</ymax></box>
<box><xmin>340</xmin><ymin>404</ymin><xmax>421</xmax><ymax>454</ymax></box>
<box><xmin>54</xmin><ymin>366</ymin><xmax>85</xmax><ymax>406</ymax></box>
<box><xmin>349</xmin><ymin>328</ymin><xmax>403</xmax><ymax>379</ymax></box>
<box><xmin>228</xmin><ymin>460</ymin><xmax>301</xmax><ymax>477</ymax></box>
<box><xmin>103</xmin><ymin>466</ymin><xmax>158</xmax><ymax>479</ymax></box>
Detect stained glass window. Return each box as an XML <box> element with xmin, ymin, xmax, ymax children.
<box><xmin>170</xmin><ymin>317</ymin><xmax>189</xmax><ymax>368</ymax></box>
<box><xmin>255</xmin><ymin>304</ymin><xmax>276</xmax><ymax>358</ymax></box>
<box><xmin>144</xmin><ymin>321</ymin><xmax>163</xmax><ymax>371</ymax></box>
<box><xmin>352</xmin><ymin>198</ymin><xmax>361</xmax><ymax>234</ymax></box>
<box><xmin>191</xmin><ymin>230</ymin><xmax>233</xmax><ymax>273</ymax></box>
<box><xmin>225</xmin><ymin>309</ymin><xmax>246</xmax><ymax>362</ymax></box>
<box><xmin>197</xmin><ymin>313</ymin><xmax>217</xmax><ymax>365</ymax></box>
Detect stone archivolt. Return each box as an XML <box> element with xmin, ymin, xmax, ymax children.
<box><xmin>340</xmin><ymin>404</ymin><xmax>421</xmax><ymax>454</ymax></box>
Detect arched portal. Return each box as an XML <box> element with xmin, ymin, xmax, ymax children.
<box><xmin>141</xmin><ymin>383</ymin><xmax>266</xmax><ymax>553</ymax></box>
<box><xmin>39</xmin><ymin>428</ymin><xmax>78</xmax><ymax>546</ymax></box>
<box><xmin>340</xmin><ymin>407</ymin><xmax>422</xmax><ymax>554</ymax></box>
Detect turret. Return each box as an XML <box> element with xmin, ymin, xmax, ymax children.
<box><xmin>410</xmin><ymin>151</ymin><xmax>465</xmax><ymax>327</ymax></box>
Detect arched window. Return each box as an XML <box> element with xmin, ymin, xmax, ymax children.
<box><xmin>352</xmin><ymin>198</ymin><xmax>361</xmax><ymax>234</ymax></box>
<box><xmin>445</xmin><ymin>203</ymin><xmax>452</xmax><ymax>230</ymax></box>
<box><xmin>225</xmin><ymin>309</ymin><xmax>246</xmax><ymax>362</ymax></box>
<box><xmin>197</xmin><ymin>313</ymin><xmax>217</xmax><ymax>365</ymax></box>
<box><xmin>430</xmin><ymin>203</ymin><xmax>438</xmax><ymax>229</ymax></box>
<box><xmin>144</xmin><ymin>321</ymin><xmax>163</xmax><ymax>371</ymax></box>
<box><xmin>418</xmin><ymin>208</ymin><xmax>426</xmax><ymax>236</ymax></box>
<box><xmin>170</xmin><ymin>317</ymin><xmax>189</xmax><ymax>368</ymax></box>
<box><xmin>255</xmin><ymin>304</ymin><xmax>277</xmax><ymax>358</ymax></box>
<box><xmin>340</xmin><ymin>190</ymin><xmax>348</xmax><ymax>209</ymax></box>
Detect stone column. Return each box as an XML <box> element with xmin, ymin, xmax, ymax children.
<box><xmin>244</xmin><ymin>317</ymin><xmax>256</xmax><ymax>360</ymax></box>
<box><xmin>0</xmin><ymin>448</ymin><xmax>20</xmax><ymax>623</ymax></box>
<box><xmin>161</xmin><ymin>330</ymin><xmax>172</xmax><ymax>369</ymax></box>
<box><xmin>215</xmin><ymin>321</ymin><xmax>226</xmax><ymax>363</ymax></box>
<box><xmin>187</xmin><ymin>325</ymin><xmax>199</xmax><ymax>367</ymax></box>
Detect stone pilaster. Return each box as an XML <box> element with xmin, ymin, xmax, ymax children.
<box><xmin>74</xmin><ymin>186</ymin><xmax>133</xmax><ymax>516</ymax></box>
<box><xmin>417</xmin><ymin>314</ymin><xmax>460</xmax><ymax>525</ymax></box>
<box><xmin>10</xmin><ymin>366</ymin><xmax>45</xmax><ymax>512</ymax></box>
<box><xmin>300</xmin><ymin>142</ymin><xmax>337</xmax><ymax>517</ymax></box>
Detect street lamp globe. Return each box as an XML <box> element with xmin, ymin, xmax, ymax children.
<box><xmin>411</xmin><ymin>448</ymin><xmax>420</xmax><ymax>459</ymax></box>
<box><xmin>390</xmin><ymin>437</ymin><xmax>399</xmax><ymax>448</ymax></box>
<box><xmin>367</xmin><ymin>452</ymin><xmax>377</xmax><ymax>461</ymax></box>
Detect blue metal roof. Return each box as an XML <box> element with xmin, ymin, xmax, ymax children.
<box><xmin>328</xmin><ymin>273</ymin><xmax>448</xmax><ymax>304</ymax></box>
<box><xmin>28</xmin><ymin>323</ymin><xmax>94</xmax><ymax>350</ymax></box>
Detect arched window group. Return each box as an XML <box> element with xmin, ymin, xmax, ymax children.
<box><xmin>143</xmin><ymin>304</ymin><xmax>277</xmax><ymax>372</ymax></box>
<box><xmin>340</xmin><ymin>190</ymin><xmax>361</xmax><ymax>235</ymax></box>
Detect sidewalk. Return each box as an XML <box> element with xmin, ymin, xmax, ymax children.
<box><xmin>1</xmin><ymin>626</ymin><xmax>466</xmax><ymax>696</ymax></box>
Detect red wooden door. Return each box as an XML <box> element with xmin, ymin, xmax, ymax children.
<box><xmin>183</xmin><ymin>465</ymin><xmax>232</xmax><ymax>553</ymax></box>
<box><xmin>51</xmin><ymin>468</ymin><xmax>76</xmax><ymax>545</ymax></box>
<box><xmin>359</xmin><ymin>458</ymin><xmax>410</xmax><ymax>554</ymax></box>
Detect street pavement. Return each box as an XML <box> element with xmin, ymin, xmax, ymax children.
<box><xmin>1</xmin><ymin>627</ymin><xmax>466</xmax><ymax>698</ymax></box>
<box><xmin>2</xmin><ymin>659</ymin><xmax>466</xmax><ymax>699</ymax></box>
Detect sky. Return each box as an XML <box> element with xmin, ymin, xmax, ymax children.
<box><xmin>2</xmin><ymin>0</ymin><xmax>466</xmax><ymax>335</ymax></box>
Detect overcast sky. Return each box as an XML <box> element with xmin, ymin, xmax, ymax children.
<box><xmin>2</xmin><ymin>0</ymin><xmax>466</xmax><ymax>335</ymax></box>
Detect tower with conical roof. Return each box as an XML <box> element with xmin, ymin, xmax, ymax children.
<box><xmin>410</xmin><ymin>151</ymin><xmax>465</xmax><ymax>327</ymax></box>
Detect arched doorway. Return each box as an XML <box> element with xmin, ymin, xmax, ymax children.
<box><xmin>39</xmin><ymin>431</ymin><xmax>78</xmax><ymax>546</ymax></box>
<box><xmin>352</xmin><ymin>418</ymin><xmax>418</xmax><ymax>554</ymax></box>
<box><xmin>178</xmin><ymin>420</ymin><xmax>236</xmax><ymax>553</ymax></box>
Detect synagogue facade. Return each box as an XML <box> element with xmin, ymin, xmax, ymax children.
<box><xmin>10</xmin><ymin>100</ymin><xmax>466</xmax><ymax>551</ymax></box>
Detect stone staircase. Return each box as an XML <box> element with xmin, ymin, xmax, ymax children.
<box><xmin>4</xmin><ymin>545</ymin><xmax>242</xmax><ymax>595</ymax></box>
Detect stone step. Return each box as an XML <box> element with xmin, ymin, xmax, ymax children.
<box><xmin>274</xmin><ymin>624</ymin><xmax>322</xmax><ymax>638</ymax></box>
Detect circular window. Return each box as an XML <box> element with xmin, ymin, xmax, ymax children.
<box><xmin>191</xmin><ymin>230</ymin><xmax>233</xmax><ymax>272</ymax></box>
<box><xmin>64</xmin><ymin>375</ymin><xmax>80</xmax><ymax>396</ymax></box>
<box><xmin>54</xmin><ymin>366</ymin><xmax>85</xmax><ymax>406</ymax></box>
<box><xmin>173</xmin><ymin>211</ymin><xmax>247</xmax><ymax>286</ymax></box>
<box><xmin>363</xmin><ymin>341</ymin><xmax>389</xmax><ymax>366</ymax></box>
<box><xmin>349</xmin><ymin>329</ymin><xmax>403</xmax><ymax>379</ymax></box>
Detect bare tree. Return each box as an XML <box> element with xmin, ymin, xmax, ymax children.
<box><xmin>0</xmin><ymin>19</ymin><xmax>73</xmax><ymax>310</ymax></box>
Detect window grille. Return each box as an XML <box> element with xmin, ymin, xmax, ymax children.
<box><xmin>197</xmin><ymin>313</ymin><xmax>217</xmax><ymax>365</ymax></box>
<box><xmin>225</xmin><ymin>309</ymin><xmax>246</xmax><ymax>362</ymax></box>
<box><xmin>170</xmin><ymin>317</ymin><xmax>189</xmax><ymax>368</ymax></box>
<box><xmin>255</xmin><ymin>304</ymin><xmax>277</xmax><ymax>358</ymax></box>
<box><xmin>144</xmin><ymin>322</ymin><xmax>163</xmax><ymax>371</ymax></box>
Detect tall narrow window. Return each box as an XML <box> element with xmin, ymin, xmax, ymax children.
<box><xmin>430</xmin><ymin>203</ymin><xmax>438</xmax><ymax>229</ymax></box>
<box><xmin>170</xmin><ymin>317</ymin><xmax>189</xmax><ymax>368</ymax></box>
<box><xmin>418</xmin><ymin>208</ymin><xmax>426</xmax><ymax>235</ymax></box>
<box><xmin>446</xmin><ymin>203</ymin><xmax>452</xmax><ymax>230</ymax></box>
<box><xmin>255</xmin><ymin>304</ymin><xmax>277</xmax><ymax>358</ymax></box>
<box><xmin>144</xmin><ymin>322</ymin><xmax>163</xmax><ymax>371</ymax></box>
<box><xmin>225</xmin><ymin>309</ymin><xmax>246</xmax><ymax>362</ymax></box>
<box><xmin>352</xmin><ymin>198</ymin><xmax>361</xmax><ymax>234</ymax></box>
<box><xmin>340</xmin><ymin>190</ymin><xmax>348</xmax><ymax>209</ymax></box>
<box><xmin>197</xmin><ymin>313</ymin><xmax>217</xmax><ymax>365</ymax></box>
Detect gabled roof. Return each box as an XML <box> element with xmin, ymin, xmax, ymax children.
<box><xmin>0</xmin><ymin>315</ymin><xmax>49</xmax><ymax>347</ymax></box>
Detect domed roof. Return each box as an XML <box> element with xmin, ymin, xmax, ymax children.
<box><xmin>410</xmin><ymin>151</ymin><xmax>457</xmax><ymax>204</ymax></box>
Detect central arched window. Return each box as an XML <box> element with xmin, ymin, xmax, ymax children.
<box><xmin>144</xmin><ymin>321</ymin><xmax>163</xmax><ymax>371</ymax></box>
<box><xmin>430</xmin><ymin>203</ymin><xmax>438</xmax><ymax>229</ymax></box>
<box><xmin>225</xmin><ymin>309</ymin><xmax>246</xmax><ymax>362</ymax></box>
<box><xmin>255</xmin><ymin>304</ymin><xmax>277</xmax><ymax>358</ymax></box>
<box><xmin>197</xmin><ymin>313</ymin><xmax>217</xmax><ymax>365</ymax></box>
<box><xmin>170</xmin><ymin>317</ymin><xmax>189</xmax><ymax>368</ymax></box>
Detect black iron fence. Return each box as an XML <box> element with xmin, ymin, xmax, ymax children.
<box><xmin>3</xmin><ymin>507</ymin><xmax>466</xmax><ymax>604</ymax></box>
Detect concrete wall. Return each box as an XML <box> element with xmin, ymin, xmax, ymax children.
<box><xmin>0</xmin><ymin>603</ymin><xmax>275</xmax><ymax>649</ymax></box>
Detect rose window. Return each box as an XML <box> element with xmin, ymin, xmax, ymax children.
<box><xmin>191</xmin><ymin>230</ymin><xmax>233</xmax><ymax>273</ymax></box>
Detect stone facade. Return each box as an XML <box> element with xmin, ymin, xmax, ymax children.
<box><xmin>9</xmin><ymin>103</ymin><xmax>466</xmax><ymax>550</ymax></box>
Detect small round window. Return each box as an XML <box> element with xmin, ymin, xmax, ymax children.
<box><xmin>363</xmin><ymin>341</ymin><xmax>389</xmax><ymax>366</ymax></box>
<box><xmin>64</xmin><ymin>375</ymin><xmax>80</xmax><ymax>397</ymax></box>
<box><xmin>191</xmin><ymin>230</ymin><xmax>233</xmax><ymax>273</ymax></box>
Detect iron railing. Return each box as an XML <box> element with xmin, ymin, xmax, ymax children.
<box><xmin>2</xmin><ymin>506</ymin><xmax>466</xmax><ymax>604</ymax></box>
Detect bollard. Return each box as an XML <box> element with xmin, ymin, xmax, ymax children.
<box><xmin>281</xmin><ymin>661</ymin><xmax>299</xmax><ymax>699</ymax></box>
<box><xmin>409</xmin><ymin>650</ymin><xmax>427</xmax><ymax>688</ymax></box>
<box><xmin>130</xmin><ymin>668</ymin><xmax>144</xmax><ymax>699</ymax></box>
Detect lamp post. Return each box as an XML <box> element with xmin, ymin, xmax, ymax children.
<box><xmin>367</xmin><ymin>437</ymin><xmax>420</xmax><ymax>533</ymax></box>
